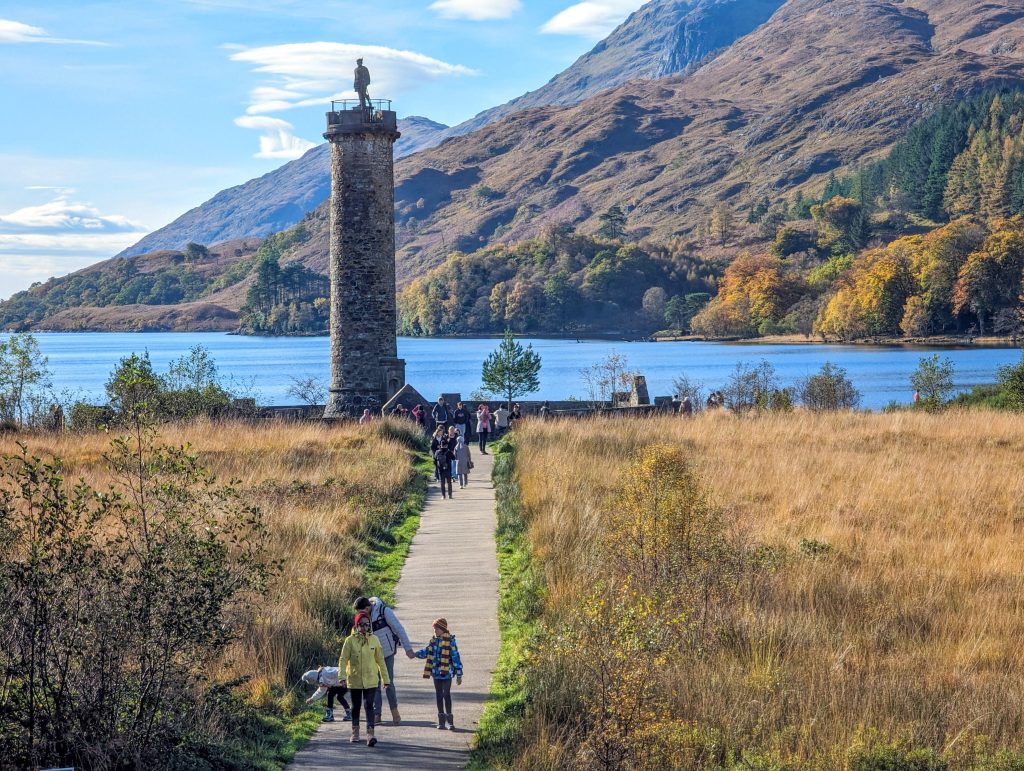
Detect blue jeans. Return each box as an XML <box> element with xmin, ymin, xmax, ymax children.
<box><xmin>374</xmin><ymin>653</ymin><xmax>397</xmax><ymax>715</ymax></box>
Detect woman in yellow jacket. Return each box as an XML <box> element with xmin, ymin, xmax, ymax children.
<box><xmin>339</xmin><ymin>612</ymin><xmax>391</xmax><ymax>746</ymax></box>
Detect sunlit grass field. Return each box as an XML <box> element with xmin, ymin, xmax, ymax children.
<box><xmin>503</xmin><ymin>410</ymin><xmax>1024</xmax><ymax>768</ymax></box>
<box><xmin>0</xmin><ymin>418</ymin><xmax>423</xmax><ymax>708</ymax></box>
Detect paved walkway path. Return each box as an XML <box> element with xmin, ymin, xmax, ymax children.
<box><xmin>290</xmin><ymin>450</ymin><xmax>499</xmax><ymax>770</ymax></box>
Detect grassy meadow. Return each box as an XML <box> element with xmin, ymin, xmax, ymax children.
<box><xmin>479</xmin><ymin>411</ymin><xmax>1024</xmax><ymax>770</ymax></box>
<box><xmin>0</xmin><ymin>418</ymin><xmax>426</xmax><ymax>768</ymax></box>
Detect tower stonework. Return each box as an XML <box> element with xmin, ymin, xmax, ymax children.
<box><xmin>323</xmin><ymin>104</ymin><xmax>406</xmax><ymax>418</ymax></box>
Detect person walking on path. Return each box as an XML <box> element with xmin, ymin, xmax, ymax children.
<box><xmin>352</xmin><ymin>596</ymin><xmax>415</xmax><ymax>726</ymax></box>
<box><xmin>430</xmin><ymin>426</ymin><xmax>446</xmax><ymax>480</ymax></box>
<box><xmin>302</xmin><ymin>666</ymin><xmax>352</xmax><ymax>723</ymax></box>
<box><xmin>493</xmin><ymin>404</ymin><xmax>510</xmax><ymax>439</ymax></box>
<box><xmin>454</xmin><ymin>435</ymin><xmax>472</xmax><ymax>489</ymax></box>
<box><xmin>414</xmin><ymin>618</ymin><xmax>463</xmax><ymax>731</ymax></box>
<box><xmin>411</xmin><ymin>403</ymin><xmax>425</xmax><ymax>429</ymax></box>
<box><xmin>432</xmin><ymin>396</ymin><xmax>451</xmax><ymax>431</ymax></box>
<box><xmin>434</xmin><ymin>435</ymin><xmax>455</xmax><ymax>499</ymax></box>
<box><xmin>339</xmin><ymin>612</ymin><xmax>391</xmax><ymax>747</ymax></box>
<box><xmin>446</xmin><ymin>426</ymin><xmax>460</xmax><ymax>478</ymax></box>
<box><xmin>509</xmin><ymin>403</ymin><xmax>523</xmax><ymax>428</ymax></box>
<box><xmin>453</xmin><ymin>401</ymin><xmax>471</xmax><ymax>439</ymax></box>
<box><xmin>476</xmin><ymin>404</ymin><xmax>491</xmax><ymax>454</ymax></box>
<box><xmin>359</xmin><ymin>408</ymin><xmax>374</xmax><ymax>425</ymax></box>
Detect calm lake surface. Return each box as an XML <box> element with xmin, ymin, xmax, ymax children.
<box><xmin>14</xmin><ymin>332</ymin><xmax>1023</xmax><ymax>410</ymax></box>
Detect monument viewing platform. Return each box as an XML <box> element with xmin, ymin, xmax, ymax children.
<box><xmin>324</xmin><ymin>99</ymin><xmax>399</xmax><ymax>137</ymax></box>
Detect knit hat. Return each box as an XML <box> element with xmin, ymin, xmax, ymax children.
<box><xmin>432</xmin><ymin>617</ymin><xmax>449</xmax><ymax>633</ymax></box>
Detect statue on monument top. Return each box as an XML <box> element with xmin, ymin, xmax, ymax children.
<box><xmin>354</xmin><ymin>58</ymin><xmax>371</xmax><ymax>110</ymax></box>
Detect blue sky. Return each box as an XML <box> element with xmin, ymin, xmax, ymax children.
<box><xmin>0</xmin><ymin>0</ymin><xmax>646</xmax><ymax>299</ymax></box>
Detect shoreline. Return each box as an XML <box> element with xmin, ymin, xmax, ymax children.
<box><xmin>16</xmin><ymin>328</ymin><xmax>1024</xmax><ymax>349</ymax></box>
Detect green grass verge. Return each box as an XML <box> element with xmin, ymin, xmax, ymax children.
<box><xmin>469</xmin><ymin>438</ymin><xmax>545</xmax><ymax>771</ymax></box>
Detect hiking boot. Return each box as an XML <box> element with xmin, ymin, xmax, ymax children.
<box><xmin>437</xmin><ymin>713</ymin><xmax>446</xmax><ymax>729</ymax></box>
<box><xmin>321</xmin><ymin>708</ymin><xmax>334</xmax><ymax>723</ymax></box>
<box><xmin>447</xmin><ymin>713</ymin><xmax>455</xmax><ymax>730</ymax></box>
<box><xmin>391</xmin><ymin>707</ymin><xmax>401</xmax><ymax>725</ymax></box>
<box><xmin>374</xmin><ymin>712</ymin><xmax>382</xmax><ymax>725</ymax></box>
<box><xmin>350</xmin><ymin>725</ymin><xmax>360</xmax><ymax>743</ymax></box>
<box><xmin>342</xmin><ymin>708</ymin><xmax>352</xmax><ymax>722</ymax></box>
<box><xmin>367</xmin><ymin>727</ymin><xmax>377</xmax><ymax>747</ymax></box>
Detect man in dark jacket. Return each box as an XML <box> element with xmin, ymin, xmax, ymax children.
<box><xmin>452</xmin><ymin>401</ymin><xmax>471</xmax><ymax>439</ymax></box>
<box><xmin>431</xmin><ymin>396</ymin><xmax>451</xmax><ymax>431</ymax></box>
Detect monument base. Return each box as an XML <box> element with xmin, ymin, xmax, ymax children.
<box><xmin>322</xmin><ymin>357</ymin><xmax>406</xmax><ymax>419</ymax></box>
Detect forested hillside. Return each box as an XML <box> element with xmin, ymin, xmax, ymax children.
<box><xmin>692</xmin><ymin>90</ymin><xmax>1024</xmax><ymax>340</ymax></box>
<box><xmin>397</xmin><ymin>225</ymin><xmax>718</xmax><ymax>336</ymax></box>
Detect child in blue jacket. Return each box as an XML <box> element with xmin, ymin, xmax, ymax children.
<box><xmin>415</xmin><ymin>617</ymin><xmax>463</xmax><ymax>730</ymax></box>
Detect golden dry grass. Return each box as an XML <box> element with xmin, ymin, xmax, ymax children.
<box><xmin>511</xmin><ymin>410</ymin><xmax>1024</xmax><ymax>766</ymax></box>
<box><xmin>0</xmin><ymin>419</ymin><xmax>417</xmax><ymax>697</ymax></box>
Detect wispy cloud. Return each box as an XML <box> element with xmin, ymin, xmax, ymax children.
<box><xmin>429</xmin><ymin>0</ymin><xmax>522</xmax><ymax>21</ymax></box>
<box><xmin>540</xmin><ymin>0</ymin><xmax>645</xmax><ymax>39</ymax></box>
<box><xmin>233</xmin><ymin>116</ymin><xmax>317</xmax><ymax>159</ymax></box>
<box><xmin>0</xmin><ymin>197</ymin><xmax>143</xmax><ymax>234</ymax></box>
<box><xmin>0</xmin><ymin>18</ymin><xmax>107</xmax><ymax>45</ymax></box>
<box><xmin>229</xmin><ymin>41</ymin><xmax>475</xmax><ymax>158</ymax></box>
<box><xmin>0</xmin><ymin>196</ymin><xmax>147</xmax><ymax>299</ymax></box>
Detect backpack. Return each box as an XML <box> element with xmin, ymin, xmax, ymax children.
<box><xmin>433</xmin><ymin>444</ymin><xmax>449</xmax><ymax>464</ymax></box>
<box><xmin>370</xmin><ymin>600</ymin><xmax>400</xmax><ymax>647</ymax></box>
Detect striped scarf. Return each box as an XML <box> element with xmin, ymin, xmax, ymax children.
<box><xmin>423</xmin><ymin>633</ymin><xmax>452</xmax><ymax>679</ymax></box>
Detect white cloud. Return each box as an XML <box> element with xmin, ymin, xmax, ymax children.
<box><xmin>0</xmin><ymin>18</ymin><xmax>106</xmax><ymax>45</ymax></box>
<box><xmin>229</xmin><ymin>41</ymin><xmax>475</xmax><ymax>158</ymax></box>
<box><xmin>0</xmin><ymin>196</ymin><xmax>147</xmax><ymax>299</ymax></box>
<box><xmin>429</xmin><ymin>0</ymin><xmax>522</xmax><ymax>21</ymax></box>
<box><xmin>233</xmin><ymin>116</ymin><xmax>317</xmax><ymax>159</ymax></box>
<box><xmin>0</xmin><ymin>197</ymin><xmax>144</xmax><ymax>234</ymax></box>
<box><xmin>540</xmin><ymin>0</ymin><xmax>646</xmax><ymax>39</ymax></box>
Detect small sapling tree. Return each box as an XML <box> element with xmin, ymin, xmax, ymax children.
<box><xmin>911</xmin><ymin>354</ymin><xmax>955</xmax><ymax>410</ymax></box>
<box><xmin>481</xmin><ymin>330</ymin><xmax>542</xmax><ymax>410</ymax></box>
<box><xmin>798</xmin><ymin>362</ymin><xmax>861</xmax><ymax>411</ymax></box>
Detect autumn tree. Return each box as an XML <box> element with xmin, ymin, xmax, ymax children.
<box><xmin>952</xmin><ymin>216</ymin><xmax>1024</xmax><ymax>335</ymax></box>
<box><xmin>811</xmin><ymin>196</ymin><xmax>870</xmax><ymax>254</ymax></box>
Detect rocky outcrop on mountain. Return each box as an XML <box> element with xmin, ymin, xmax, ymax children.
<box><xmin>118</xmin><ymin>116</ymin><xmax>448</xmax><ymax>257</ymax></box>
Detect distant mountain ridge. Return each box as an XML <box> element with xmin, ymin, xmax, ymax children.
<box><xmin>9</xmin><ymin>0</ymin><xmax>1024</xmax><ymax>335</ymax></box>
<box><xmin>440</xmin><ymin>0</ymin><xmax>784</xmax><ymax>137</ymax></box>
<box><xmin>118</xmin><ymin>116</ymin><xmax>449</xmax><ymax>257</ymax></box>
<box><xmin>384</xmin><ymin>0</ymin><xmax>1024</xmax><ymax>273</ymax></box>
<box><xmin>118</xmin><ymin>0</ymin><xmax>783</xmax><ymax>257</ymax></box>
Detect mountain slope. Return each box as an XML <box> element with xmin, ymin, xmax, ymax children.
<box><xmin>386</xmin><ymin>0</ymin><xmax>1024</xmax><ymax>276</ymax></box>
<box><xmin>118</xmin><ymin>116</ymin><xmax>448</xmax><ymax>257</ymax></box>
<box><xmin>118</xmin><ymin>0</ymin><xmax>781</xmax><ymax>258</ymax></box>
<box><xmin>445</xmin><ymin>0</ymin><xmax>784</xmax><ymax>136</ymax></box>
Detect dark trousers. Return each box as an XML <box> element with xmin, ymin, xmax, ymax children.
<box><xmin>326</xmin><ymin>685</ymin><xmax>349</xmax><ymax>710</ymax></box>
<box><xmin>433</xmin><ymin>677</ymin><xmax>453</xmax><ymax>714</ymax></box>
<box><xmin>350</xmin><ymin>687</ymin><xmax>376</xmax><ymax>728</ymax></box>
<box><xmin>478</xmin><ymin>429</ymin><xmax>489</xmax><ymax>453</ymax></box>
<box><xmin>438</xmin><ymin>472</ymin><xmax>453</xmax><ymax>498</ymax></box>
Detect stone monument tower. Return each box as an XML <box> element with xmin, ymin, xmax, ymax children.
<box><xmin>323</xmin><ymin>65</ymin><xmax>406</xmax><ymax>418</ymax></box>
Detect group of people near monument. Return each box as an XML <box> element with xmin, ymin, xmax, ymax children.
<box><xmin>427</xmin><ymin>396</ymin><xmax>520</xmax><ymax>499</ymax></box>
<box><xmin>302</xmin><ymin>596</ymin><xmax>464</xmax><ymax>748</ymax></box>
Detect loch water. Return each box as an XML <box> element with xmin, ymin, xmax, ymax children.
<box><xmin>13</xmin><ymin>332</ymin><xmax>1022</xmax><ymax>410</ymax></box>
